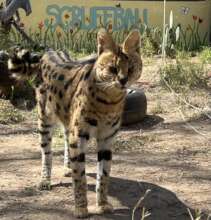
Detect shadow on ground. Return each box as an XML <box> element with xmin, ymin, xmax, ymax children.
<box><xmin>49</xmin><ymin>174</ymin><xmax>209</xmax><ymax>220</ymax></box>
<box><xmin>0</xmin><ymin>175</ymin><xmax>210</xmax><ymax>220</ymax></box>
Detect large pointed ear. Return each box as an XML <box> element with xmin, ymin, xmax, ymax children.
<box><xmin>122</xmin><ymin>30</ymin><xmax>141</xmax><ymax>54</ymax></box>
<box><xmin>97</xmin><ymin>28</ymin><xmax>116</xmax><ymax>56</ymax></box>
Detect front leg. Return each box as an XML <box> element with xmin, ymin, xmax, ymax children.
<box><xmin>63</xmin><ymin>127</ymin><xmax>71</xmax><ymax>177</ymax></box>
<box><xmin>70</xmin><ymin>132</ymin><xmax>89</xmax><ymax>218</ymax></box>
<box><xmin>96</xmin><ymin>138</ymin><xmax>114</xmax><ymax>213</ymax></box>
<box><xmin>38</xmin><ymin>117</ymin><xmax>53</xmax><ymax>190</ymax></box>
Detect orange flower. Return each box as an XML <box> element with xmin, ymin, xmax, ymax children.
<box><xmin>38</xmin><ymin>21</ymin><xmax>44</xmax><ymax>30</ymax></box>
<box><xmin>192</xmin><ymin>15</ymin><xmax>197</xmax><ymax>21</ymax></box>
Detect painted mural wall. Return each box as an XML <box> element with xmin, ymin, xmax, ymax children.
<box><xmin>3</xmin><ymin>0</ymin><xmax>211</xmax><ymax>44</ymax></box>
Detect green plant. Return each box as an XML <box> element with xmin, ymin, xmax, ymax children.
<box><xmin>200</xmin><ymin>47</ymin><xmax>211</xmax><ymax>64</ymax></box>
<box><xmin>141</xmin><ymin>26</ymin><xmax>161</xmax><ymax>56</ymax></box>
<box><xmin>160</xmin><ymin>59</ymin><xmax>208</xmax><ymax>92</ymax></box>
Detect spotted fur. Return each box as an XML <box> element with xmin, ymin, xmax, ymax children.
<box><xmin>8</xmin><ymin>29</ymin><xmax>142</xmax><ymax>218</ymax></box>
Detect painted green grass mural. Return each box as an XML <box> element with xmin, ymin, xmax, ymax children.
<box><xmin>8</xmin><ymin>11</ymin><xmax>208</xmax><ymax>57</ymax></box>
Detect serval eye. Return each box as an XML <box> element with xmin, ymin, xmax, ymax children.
<box><xmin>109</xmin><ymin>66</ymin><xmax>118</xmax><ymax>75</ymax></box>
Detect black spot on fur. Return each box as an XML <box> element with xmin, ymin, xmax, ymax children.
<box><xmin>59</xmin><ymin>90</ymin><xmax>63</xmax><ymax>99</ymax></box>
<box><xmin>56</xmin><ymin>103</ymin><xmax>60</xmax><ymax>111</ymax></box>
<box><xmin>70</xmin><ymin>153</ymin><xmax>85</xmax><ymax>162</ymax></box>
<box><xmin>58</xmin><ymin>74</ymin><xmax>65</xmax><ymax>81</ymax></box>
<box><xmin>53</xmin><ymin>87</ymin><xmax>57</xmax><ymax>94</ymax></box>
<box><xmin>42</xmin><ymin>64</ymin><xmax>46</xmax><ymax>69</ymax></box>
<box><xmin>85</xmin><ymin>118</ymin><xmax>98</xmax><ymax>126</ymax></box>
<box><xmin>64</xmin><ymin>106</ymin><xmax>69</xmax><ymax>113</ymax></box>
<box><xmin>112</xmin><ymin>117</ymin><xmax>120</xmax><ymax>127</ymax></box>
<box><xmin>39</xmin><ymin>88</ymin><xmax>45</xmax><ymax>94</ymax></box>
<box><xmin>79</xmin><ymin>74</ymin><xmax>84</xmax><ymax>81</ymax></box>
<box><xmin>78</xmin><ymin>130</ymin><xmax>89</xmax><ymax>140</ymax></box>
<box><xmin>74</xmin><ymin>120</ymin><xmax>79</xmax><ymax>126</ymax></box>
<box><xmin>84</xmin><ymin>69</ymin><xmax>92</xmax><ymax>80</ymax></box>
<box><xmin>52</xmin><ymin>72</ymin><xmax>57</xmax><ymax>79</ymax></box>
<box><xmin>64</xmin><ymin>80</ymin><xmax>71</xmax><ymax>90</ymax></box>
<box><xmin>49</xmin><ymin>95</ymin><xmax>52</xmax><ymax>102</ymax></box>
<box><xmin>63</xmin><ymin>65</ymin><xmax>74</xmax><ymax>70</ymax></box>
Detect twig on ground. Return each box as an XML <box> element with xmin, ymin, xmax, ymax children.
<box><xmin>132</xmin><ymin>189</ymin><xmax>151</xmax><ymax>220</ymax></box>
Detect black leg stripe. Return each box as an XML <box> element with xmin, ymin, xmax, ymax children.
<box><xmin>69</xmin><ymin>143</ymin><xmax>78</xmax><ymax>148</ymax></box>
<box><xmin>41</xmin><ymin>124</ymin><xmax>52</xmax><ymax>128</ymax></box>
<box><xmin>78</xmin><ymin>131</ymin><xmax>90</xmax><ymax>140</ymax></box>
<box><xmin>44</xmin><ymin>151</ymin><xmax>51</xmax><ymax>155</ymax></box>
<box><xmin>39</xmin><ymin>130</ymin><xmax>50</xmax><ymax>135</ymax></box>
<box><xmin>98</xmin><ymin>150</ymin><xmax>112</xmax><ymax>161</ymax></box>
<box><xmin>41</xmin><ymin>143</ymin><xmax>48</xmax><ymax>148</ymax></box>
<box><xmin>70</xmin><ymin>153</ymin><xmax>85</xmax><ymax>162</ymax></box>
<box><xmin>103</xmin><ymin>169</ymin><xmax>108</xmax><ymax>177</ymax></box>
<box><xmin>81</xmin><ymin>170</ymin><xmax>86</xmax><ymax>176</ymax></box>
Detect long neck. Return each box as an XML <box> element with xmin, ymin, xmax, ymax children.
<box><xmin>87</xmin><ymin>70</ymin><xmax>126</xmax><ymax>113</ymax></box>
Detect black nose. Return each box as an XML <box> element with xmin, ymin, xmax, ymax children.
<box><xmin>119</xmin><ymin>77</ymin><xmax>128</xmax><ymax>86</ymax></box>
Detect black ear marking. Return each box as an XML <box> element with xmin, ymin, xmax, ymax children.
<box><xmin>22</xmin><ymin>51</ymin><xmax>31</xmax><ymax>61</ymax></box>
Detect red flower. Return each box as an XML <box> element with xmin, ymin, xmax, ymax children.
<box><xmin>192</xmin><ymin>15</ymin><xmax>197</xmax><ymax>21</ymax></box>
<box><xmin>198</xmin><ymin>18</ymin><xmax>203</xmax><ymax>23</ymax></box>
<box><xmin>38</xmin><ymin>21</ymin><xmax>44</xmax><ymax>30</ymax></box>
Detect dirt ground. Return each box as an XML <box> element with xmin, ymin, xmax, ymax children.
<box><xmin>0</xmin><ymin>58</ymin><xmax>210</xmax><ymax>220</ymax></box>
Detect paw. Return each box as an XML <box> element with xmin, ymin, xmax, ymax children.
<box><xmin>96</xmin><ymin>202</ymin><xmax>114</xmax><ymax>214</ymax></box>
<box><xmin>63</xmin><ymin>167</ymin><xmax>72</xmax><ymax>177</ymax></box>
<box><xmin>38</xmin><ymin>180</ymin><xmax>51</xmax><ymax>191</ymax></box>
<box><xmin>74</xmin><ymin>207</ymin><xmax>89</xmax><ymax>218</ymax></box>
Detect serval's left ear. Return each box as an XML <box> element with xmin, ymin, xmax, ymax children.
<box><xmin>122</xmin><ymin>30</ymin><xmax>141</xmax><ymax>54</ymax></box>
<box><xmin>97</xmin><ymin>28</ymin><xmax>116</xmax><ymax>56</ymax></box>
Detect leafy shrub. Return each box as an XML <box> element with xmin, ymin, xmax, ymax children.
<box><xmin>159</xmin><ymin>59</ymin><xmax>208</xmax><ymax>91</ymax></box>
<box><xmin>200</xmin><ymin>47</ymin><xmax>211</xmax><ymax>64</ymax></box>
